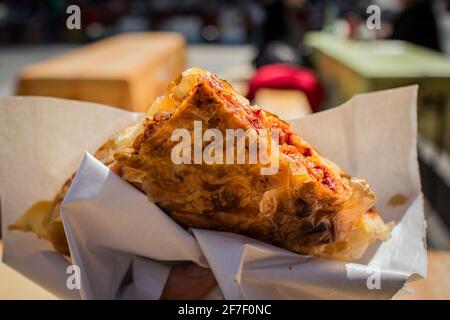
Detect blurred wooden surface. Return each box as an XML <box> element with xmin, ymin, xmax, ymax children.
<box><xmin>16</xmin><ymin>32</ymin><xmax>186</xmax><ymax>112</ymax></box>
<box><xmin>255</xmin><ymin>88</ymin><xmax>312</xmax><ymax>120</ymax></box>
<box><xmin>393</xmin><ymin>251</ymin><xmax>450</xmax><ymax>300</ymax></box>
<box><xmin>1</xmin><ymin>239</ymin><xmax>449</xmax><ymax>299</ymax></box>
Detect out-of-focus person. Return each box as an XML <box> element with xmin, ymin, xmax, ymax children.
<box><xmin>390</xmin><ymin>0</ymin><xmax>442</xmax><ymax>51</ymax></box>
<box><xmin>254</xmin><ymin>0</ymin><xmax>308</xmax><ymax>67</ymax></box>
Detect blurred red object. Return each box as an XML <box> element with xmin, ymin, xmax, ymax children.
<box><xmin>247</xmin><ymin>64</ymin><xmax>324</xmax><ymax>112</ymax></box>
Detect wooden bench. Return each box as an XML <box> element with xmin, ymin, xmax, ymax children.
<box><xmin>16</xmin><ymin>32</ymin><xmax>186</xmax><ymax>112</ymax></box>
<box><xmin>1</xmin><ymin>240</ymin><xmax>448</xmax><ymax>299</ymax></box>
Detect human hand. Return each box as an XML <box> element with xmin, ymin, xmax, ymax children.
<box><xmin>160</xmin><ymin>263</ymin><xmax>217</xmax><ymax>300</ymax></box>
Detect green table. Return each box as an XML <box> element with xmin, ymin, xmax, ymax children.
<box><xmin>305</xmin><ymin>32</ymin><xmax>450</xmax><ymax>152</ymax></box>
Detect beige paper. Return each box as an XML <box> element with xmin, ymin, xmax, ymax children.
<box><xmin>0</xmin><ymin>96</ymin><xmax>140</xmax><ymax>298</ymax></box>
<box><xmin>0</xmin><ymin>86</ymin><xmax>426</xmax><ymax>299</ymax></box>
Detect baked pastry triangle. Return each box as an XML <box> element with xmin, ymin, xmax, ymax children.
<box><xmin>11</xmin><ymin>67</ymin><xmax>392</xmax><ymax>261</ymax></box>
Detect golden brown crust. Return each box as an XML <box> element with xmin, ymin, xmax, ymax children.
<box><xmin>114</xmin><ymin>68</ymin><xmax>391</xmax><ymax>258</ymax></box>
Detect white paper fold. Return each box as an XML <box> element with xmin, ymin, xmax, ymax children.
<box><xmin>193</xmin><ymin>229</ymin><xmax>410</xmax><ymax>299</ymax></box>
<box><xmin>1</xmin><ymin>86</ymin><xmax>426</xmax><ymax>300</ymax></box>
<box><xmin>1</xmin><ymin>96</ymin><xmax>141</xmax><ymax>299</ymax></box>
<box><xmin>61</xmin><ymin>153</ymin><xmax>205</xmax><ymax>299</ymax></box>
<box><xmin>60</xmin><ymin>151</ymin><xmax>413</xmax><ymax>299</ymax></box>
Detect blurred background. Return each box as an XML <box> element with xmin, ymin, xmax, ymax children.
<box><xmin>1</xmin><ymin>0</ymin><xmax>450</xmax><ymax>296</ymax></box>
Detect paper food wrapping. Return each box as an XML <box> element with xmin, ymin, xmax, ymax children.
<box><xmin>0</xmin><ymin>86</ymin><xmax>426</xmax><ymax>299</ymax></box>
